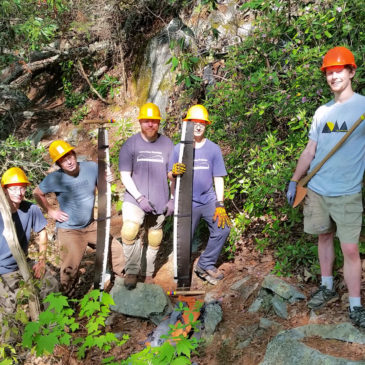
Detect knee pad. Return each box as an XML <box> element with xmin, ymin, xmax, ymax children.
<box><xmin>121</xmin><ymin>221</ymin><xmax>140</xmax><ymax>245</ymax></box>
<box><xmin>148</xmin><ymin>229</ymin><xmax>163</xmax><ymax>249</ymax></box>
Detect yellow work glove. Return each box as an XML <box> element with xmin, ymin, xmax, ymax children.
<box><xmin>213</xmin><ymin>202</ymin><xmax>231</xmax><ymax>229</ymax></box>
<box><xmin>172</xmin><ymin>162</ymin><xmax>186</xmax><ymax>177</ymax></box>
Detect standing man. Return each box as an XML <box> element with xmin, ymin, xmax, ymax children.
<box><xmin>34</xmin><ymin>140</ymin><xmax>124</xmax><ymax>296</ymax></box>
<box><xmin>119</xmin><ymin>102</ymin><xmax>174</xmax><ymax>290</ymax></box>
<box><xmin>0</xmin><ymin>167</ymin><xmax>58</xmax><ymax>336</ymax></box>
<box><xmin>169</xmin><ymin>104</ymin><xmax>231</xmax><ymax>285</ymax></box>
<box><xmin>286</xmin><ymin>46</ymin><xmax>365</xmax><ymax>327</ymax></box>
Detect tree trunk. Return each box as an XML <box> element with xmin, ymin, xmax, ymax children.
<box><xmin>0</xmin><ymin>188</ymin><xmax>40</xmax><ymax>320</ymax></box>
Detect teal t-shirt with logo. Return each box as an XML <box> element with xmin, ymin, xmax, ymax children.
<box><xmin>307</xmin><ymin>93</ymin><xmax>365</xmax><ymax>196</ymax></box>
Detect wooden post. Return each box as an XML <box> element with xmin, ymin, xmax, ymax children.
<box><xmin>0</xmin><ymin>187</ymin><xmax>40</xmax><ymax>320</ymax></box>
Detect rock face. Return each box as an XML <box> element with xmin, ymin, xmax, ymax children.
<box><xmin>260</xmin><ymin>323</ymin><xmax>365</xmax><ymax>365</ymax></box>
<box><xmin>110</xmin><ymin>277</ymin><xmax>172</xmax><ymax>323</ymax></box>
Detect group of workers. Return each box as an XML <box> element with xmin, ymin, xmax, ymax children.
<box><xmin>0</xmin><ymin>45</ymin><xmax>364</xmax><ymax>336</ymax></box>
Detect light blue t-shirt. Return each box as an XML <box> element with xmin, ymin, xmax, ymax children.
<box><xmin>39</xmin><ymin>161</ymin><xmax>97</xmax><ymax>229</ymax></box>
<box><xmin>307</xmin><ymin>93</ymin><xmax>365</xmax><ymax>196</ymax></box>
<box><xmin>169</xmin><ymin>139</ymin><xmax>227</xmax><ymax>207</ymax></box>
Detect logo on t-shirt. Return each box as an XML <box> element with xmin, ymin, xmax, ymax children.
<box><xmin>137</xmin><ymin>150</ymin><xmax>164</xmax><ymax>163</ymax></box>
<box><xmin>322</xmin><ymin>121</ymin><xmax>348</xmax><ymax>133</ymax></box>
<box><xmin>193</xmin><ymin>158</ymin><xmax>210</xmax><ymax>170</ymax></box>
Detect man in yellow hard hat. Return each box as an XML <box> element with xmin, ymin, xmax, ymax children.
<box><xmin>0</xmin><ymin>167</ymin><xmax>58</xmax><ymax>340</ymax></box>
<box><xmin>168</xmin><ymin>104</ymin><xmax>231</xmax><ymax>285</ymax></box>
<box><xmin>119</xmin><ymin>102</ymin><xmax>174</xmax><ymax>289</ymax></box>
<box><xmin>287</xmin><ymin>46</ymin><xmax>365</xmax><ymax>327</ymax></box>
<box><xmin>34</xmin><ymin>140</ymin><xmax>125</xmax><ymax>296</ymax></box>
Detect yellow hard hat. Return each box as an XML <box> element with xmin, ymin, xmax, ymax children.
<box><xmin>138</xmin><ymin>103</ymin><xmax>162</xmax><ymax>120</ymax></box>
<box><xmin>49</xmin><ymin>140</ymin><xmax>75</xmax><ymax>163</ymax></box>
<box><xmin>1</xmin><ymin>167</ymin><xmax>30</xmax><ymax>187</ymax></box>
<box><xmin>183</xmin><ymin>104</ymin><xmax>211</xmax><ymax>124</ymax></box>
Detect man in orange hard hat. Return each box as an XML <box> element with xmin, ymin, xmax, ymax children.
<box><xmin>119</xmin><ymin>103</ymin><xmax>174</xmax><ymax>290</ymax></box>
<box><xmin>287</xmin><ymin>46</ymin><xmax>365</xmax><ymax>327</ymax></box>
<box><xmin>34</xmin><ymin>140</ymin><xmax>125</xmax><ymax>296</ymax></box>
<box><xmin>0</xmin><ymin>167</ymin><xmax>58</xmax><ymax>341</ymax></box>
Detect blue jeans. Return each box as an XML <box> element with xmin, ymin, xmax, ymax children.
<box><xmin>192</xmin><ymin>201</ymin><xmax>231</xmax><ymax>270</ymax></box>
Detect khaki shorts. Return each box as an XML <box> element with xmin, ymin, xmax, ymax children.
<box><xmin>303</xmin><ymin>189</ymin><xmax>363</xmax><ymax>244</ymax></box>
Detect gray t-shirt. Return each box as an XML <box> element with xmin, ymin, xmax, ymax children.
<box><xmin>308</xmin><ymin>92</ymin><xmax>365</xmax><ymax>196</ymax></box>
<box><xmin>119</xmin><ymin>133</ymin><xmax>173</xmax><ymax>215</ymax></box>
<box><xmin>39</xmin><ymin>161</ymin><xmax>97</xmax><ymax>229</ymax></box>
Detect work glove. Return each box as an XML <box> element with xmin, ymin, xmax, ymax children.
<box><xmin>286</xmin><ymin>180</ymin><xmax>297</xmax><ymax>206</ymax></box>
<box><xmin>172</xmin><ymin>163</ymin><xmax>186</xmax><ymax>177</ymax></box>
<box><xmin>137</xmin><ymin>195</ymin><xmax>156</xmax><ymax>214</ymax></box>
<box><xmin>213</xmin><ymin>202</ymin><xmax>231</xmax><ymax>229</ymax></box>
<box><xmin>164</xmin><ymin>199</ymin><xmax>174</xmax><ymax>217</ymax></box>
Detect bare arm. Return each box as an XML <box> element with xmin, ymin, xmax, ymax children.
<box><xmin>214</xmin><ymin>176</ymin><xmax>225</xmax><ymax>202</ymax></box>
<box><xmin>33</xmin><ymin>186</ymin><xmax>69</xmax><ymax>222</ymax></box>
<box><xmin>291</xmin><ymin>139</ymin><xmax>317</xmax><ymax>182</ymax></box>
<box><xmin>120</xmin><ymin>171</ymin><xmax>142</xmax><ymax>200</ymax></box>
<box><xmin>32</xmin><ymin>228</ymin><xmax>47</xmax><ymax>279</ymax></box>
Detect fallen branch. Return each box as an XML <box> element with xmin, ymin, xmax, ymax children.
<box><xmin>76</xmin><ymin>60</ymin><xmax>111</xmax><ymax>105</ymax></box>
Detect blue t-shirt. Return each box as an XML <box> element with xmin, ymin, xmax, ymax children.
<box><xmin>0</xmin><ymin>201</ymin><xmax>47</xmax><ymax>274</ymax></box>
<box><xmin>169</xmin><ymin>139</ymin><xmax>227</xmax><ymax>207</ymax></box>
<box><xmin>119</xmin><ymin>133</ymin><xmax>173</xmax><ymax>214</ymax></box>
<box><xmin>307</xmin><ymin>93</ymin><xmax>365</xmax><ymax>196</ymax></box>
<box><xmin>39</xmin><ymin>161</ymin><xmax>97</xmax><ymax>229</ymax></box>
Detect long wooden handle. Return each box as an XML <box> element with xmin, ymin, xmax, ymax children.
<box><xmin>299</xmin><ymin>113</ymin><xmax>365</xmax><ymax>187</ymax></box>
<box><xmin>84</xmin><ymin>119</ymin><xmax>115</xmax><ymax>125</ymax></box>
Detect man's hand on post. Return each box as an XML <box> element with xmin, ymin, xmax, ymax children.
<box><xmin>172</xmin><ymin>163</ymin><xmax>186</xmax><ymax>177</ymax></box>
<box><xmin>213</xmin><ymin>202</ymin><xmax>231</xmax><ymax>229</ymax></box>
<box><xmin>286</xmin><ymin>180</ymin><xmax>297</xmax><ymax>206</ymax></box>
<box><xmin>137</xmin><ymin>195</ymin><xmax>156</xmax><ymax>214</ymax></box>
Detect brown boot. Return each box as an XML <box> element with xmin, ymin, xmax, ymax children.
<box><xmin>124</xmin><ymin>274</ymin><xmax>137</xmax><ymax>290</ymax></box>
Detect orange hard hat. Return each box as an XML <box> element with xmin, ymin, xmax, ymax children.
<box><xmin>320</xmin><ymin>46</ymin><xmax>357</xmax><ymax>72</ymax></box>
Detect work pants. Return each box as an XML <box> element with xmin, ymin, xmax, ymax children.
<box><xmin>192</xmin><ymin>201</ymin><xmax>231</xmax><ymax>270</ymax></box>
<box><xmin>121</xmin><ymin>202</ymin><xmax>165</xmax><ymax>276</ymax></box>
<box><xmin>58</xmin><ymin>220</ymin><xmax>125</xmax><ymax>295</ymax></box>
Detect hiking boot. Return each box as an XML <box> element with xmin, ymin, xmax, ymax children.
<box><xmin>195</xmin><ymin>265</ymin><xmax>224</xmax><ymax>285</ymax></box>
<box><xmin>307</xmin><ymin>285</ymin><xmax>339</xmax><ymax>309</ymax></box>
<box><xmin>124</xmin><ymin>274</ymin><xmax>137</xmax><ymax>290</ymax></box>
<box><xmin>349</xmin><ymin>306</ymin><xmax>365</xmax><ymax>328</ymax></box>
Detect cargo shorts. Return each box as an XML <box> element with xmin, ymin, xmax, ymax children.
<box><xmin>303</xmin><ymin>188</ymin><xmax>363</xmax><ymax>244</ymax></box>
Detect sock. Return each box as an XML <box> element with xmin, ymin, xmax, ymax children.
<box><xmin>321</xmin><ymin>276</ymin><xmax>333</xmax><ymax>290</ymax></box>
<box><xmin>349</xmin><ymin>297</ymin><xmax>361</xmax><ymax>311</ymax></box>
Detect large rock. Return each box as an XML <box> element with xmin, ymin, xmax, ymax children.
<box><xmin>261</xmin><ymin>323</ymin><xmax>365</xmax><ymax>365</ymax></box>
<box><xmin>110</xmin><ymin>277</ymin><xmax>172</xmax><ymax>323</ymax></box>
<box><xmin>262</xmin><ymin>275</ymin><xmax>306</xmax><ymax>302</ymax></box>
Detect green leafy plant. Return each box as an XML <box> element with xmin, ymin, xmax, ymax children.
<box><xmin>22</xmin><ymin>291</ymin><xmax>128</xmax><ymax>359</ymax></box>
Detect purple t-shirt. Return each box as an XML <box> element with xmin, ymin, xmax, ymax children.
<box><xmin>0</xmin><ymin>201</ymin><xmax>47</xmax><ymax>274</ymax></box>
<box><xmin>119</xmin><ymin>133</ymin><xmax>173</xmax><ymax>214</ymax></box>
<box><xmin>169</xmin><ymin>139</ymin><xmax>227</xmax><ymax>207</ymax></box>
